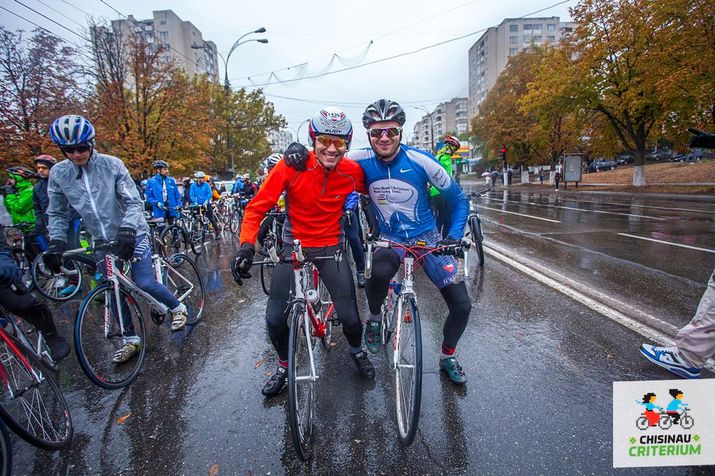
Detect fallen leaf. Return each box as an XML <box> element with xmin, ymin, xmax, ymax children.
<box><xmin>116</xmin><ymin>412</ymin><xmax>131</xmax><ymax>425</ymax></box>
<box><xmin>354</xmin><ymin>439</ymin><xmax>362</xmax><ymax>444</ymax></box>
<box><xmin>255</xmin><ymin>359</ymin><xmax>264</xmax><ymax>368</ymax></box>
<box><xmin>208</xmin><ymin>463</ymin><xmax>219</xmax><ymax>476</ymax></box>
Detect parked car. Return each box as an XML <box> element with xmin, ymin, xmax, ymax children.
<box><xmin>645</xmin><ymin>150</ymin><xmax>672</xmax><ymax>161</ymax></box>
<box><xmin>588</xmin><ymin>159</ymin><xmax>618</xmax><ymax>172</ymax></box>
<box><xmin>616</xmin><ymin>153</ymin><xmax>634</xmax><ymax>165</ymax></box>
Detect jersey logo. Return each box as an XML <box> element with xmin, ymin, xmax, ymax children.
<box><xmin>400</xmin><ymin>168</ymin><xmax>412</xmax><ymax>173</ymax></box>
<box><xmin>443</xmin><ymin>264</ymin><xmax>455</xmax><ymax>273</ymax></box>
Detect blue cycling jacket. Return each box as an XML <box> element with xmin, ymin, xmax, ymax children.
<box><xmin>189</xmin><ymin>182</ymin><xmax>212</xmax><ymax>206</ymax></box>
<box><xmin>145</xmin><ymin>174</ymin><xmax>181</xmax><ymax>218</ymax></box>
<box><xmin>350</xmin><ymin>144</ymin><xmax>469</xmax><ymax>241</ymax></box>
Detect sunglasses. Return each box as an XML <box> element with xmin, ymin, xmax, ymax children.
<box><xmin>61</xmin><ymin>145</ymin><xmax>91</xmax><ymax>154</ymax></box>
<box><xmin>315</xmin><ymin>135</ymin><xmax>348</xmax><ymax>149</ymax></box>
<box><xmin>368</xmin><ymin>127</ymin><xmax>402</xmax><ymax>139</ymax></box>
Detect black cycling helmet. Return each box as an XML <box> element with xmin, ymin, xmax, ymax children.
<box><xmin>7</xmin><ymin>165</ymin><xmax>36</xmax><ymax>179</ymax></box>
<box><xmin>153</xmin><ymin>160</ymin><xmax>169</xmax><ymax>169</ymax></box>
<box><xmin>362</xmin><ymin>99</ymin><xmax>406</xmax><ymax>129</ymax></box>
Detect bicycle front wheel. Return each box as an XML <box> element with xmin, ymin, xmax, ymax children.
<box><xmin>260</xmin><ymin>262</ymin><xmax>274</xmax><ymax>296</ymax></box>
<box><xmin>74</xmin><ymin>283</ymin><xmax>147</xmax><ymax>390</ymax></box>
<box><xmin>287</xmin><ymin>304</ymin><xmax>315</xmax><ymax>461</ymax></box>
<box><xmin>31</xmin><ymin>254</ymin><xmax>83</xmax><ymax>302</ymax></box>
<box><xmin>0</xmin><ymin>333</ymin><xmax>73</xmax><ymax>450</ymax></box>
<box><xmin>391</xmin><ymin>296</ymin><xmax>422</xmax><ymax>446</ymax></box>
<box><xmin>159</xmin><ymin>225</ymin><xmax>187</xmax><ymax>257</ymax></box>
<box><xmin>165</xmin><ymin>254</ymin><xmax>205</xmax><ymax>324</ymax></box>
<box><xmin>229</xmin><ymin>210</ymin><xmax>242</xmax><ymax>234</ymax></box>
<box><xmin>188</xmin><ymin>227</ymin><xmax>206</xmax><ymax>256</ymax></box>
<box><xmin>469</xmin><ymin>215</ymin><xmax>485</xmax><ymax>266</ymax></box>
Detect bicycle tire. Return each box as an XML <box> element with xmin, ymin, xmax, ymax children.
<box><xmin>0</xmin><ymin>419</ymin><xmax>11</xmax><ymax>476</ymax></box>
<box><xmin>287</xmin><ymin>304</ymin><xmax>315</xmax><ymax>461</ymax></box>
<box><xmin>13</xmin><ymin>251</ymin><xmax>34</xmax><ymax>292</ymax></box>
<box><xmin>31</xmin><ymin>254</ymin><xmax>83</xmax><ymax>302</ymax></box>
<box><xmin>159</xmin><ymin>225</ymin><xmax>187</xmax><ymax>257</ymax></box>
<box><xmin>317</xmin><ymin>278</ymin><xmax>333</xmax><ymax>349</ymax></box>
<box><xmin>74</xmin><ymin>283</ymin><xmax>147</xmax><ymax>390</ymax></box>
<box><xmin>0</xmin><ymin>333</ymin><xmax>73</xmax><ymax>450</ymax></box>
<box><xmin>260</xmin><ymin>262</ymin><xmax>274</xmax><ymax>296</ymax></box>
<box><xmin>164</xmin><ymin>254</ymin><xmax>205</xmax><ymax>324</ymax></box>
<box><xmin>391</xmin><ymin>296</ymin><xmax>422</xmax><ymax>446</ymax></box>
<box><xmin>229</xmin><ymin>210</ymin><xmax>242</xmax><ymax>234</ymax></box>
<box><xmin>470</xmin><ymin>215</ymin><xmax>485</xmax><ymax>266</ymax></box>
<box><xmin>189</xmin><ymin>228</ymin><xmax>205</xmax><ymax>256</ymax></box>
<box><xmin>680</xmin><ymin>414</ymin><xmax>694</xmax><ymax>429</ymax></box>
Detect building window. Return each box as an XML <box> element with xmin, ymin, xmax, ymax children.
<box><xmin>532</xmin><ymin>24</ymin><xmax>542</xmax><ymax>31</ymax></box>
<box><xmin>509</xmin><ymin>36</ymin><xmax>517</xmax><ymax>44</ymax></box>
<box><xmin>533</xmin><ymin>36</ymin><xmax>542</xmax><ymax>43</ymax></box>
<box><xmin>160</xmin><ymin>20</ymin><xmax>166</xmax><ymax>25</ymax></box>
<box><xmin>509</xmin><ymin>48</ymin><xmax>518</xmax><ymax>55</ymax></box>
<box><xmin>509</xmin><ymin>24</ymin><xmax>518</xmax><ymax>32</ymax></box>
<box><xmin>547</xmin><ymin>35</ymin><xmax>556</xmax><ymax>42</ymax></box>
<box><xmin>159</xmin><ymin>31</ymin><xmax>168</xmax><ymax>41</ymax></box>
<box><xmin>523</xmin><ymin>35</ymin><xmax>531</xmax><ymax>43</ymax></box>
<box><xmin>524</xmin><ymin>24</ymin><xmax>532</xmax><ymax>30</ymax></box>
<box><xmin>547</xmin><ymin>24</ymin><xmax>556</xmax><ymax>31</ymax></box>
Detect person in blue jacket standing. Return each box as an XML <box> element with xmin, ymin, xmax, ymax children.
<box><xmin>189</xmin><ymin>171</ymin><xmax>221</xmax><ymax>239</ymax></box>
<box><xmin>145</xmin><ymin>160</ymin><xmax>181</xmax><ymax>226</ymax></box>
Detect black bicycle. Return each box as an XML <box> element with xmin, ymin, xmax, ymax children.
<box><xmin>464</xmin><ymin>188</ymin><xmax>489</xmax><ymax>266</ymax></box>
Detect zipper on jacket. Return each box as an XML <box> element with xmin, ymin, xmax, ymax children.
<box><xmin>386</xmin><ymin>165</ymin><xmax>409</xmax><ymax>240</ymax></box>
<box><xmin>81</xmin><ymin>167</ymin><xmax>109</xmax><ymax>241</ymax></box>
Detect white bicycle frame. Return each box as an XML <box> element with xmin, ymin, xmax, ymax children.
<box><xmin>290</xmin><ymin>242</ymin><xmax>319</xmax><ymax>384</ymax></box>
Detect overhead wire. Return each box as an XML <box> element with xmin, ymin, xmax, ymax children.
<box><xmin>233</xmin><ymin>0</ymin><xmax>575</xmax><ymax>87</ymax></box>
<box><xmin>12</xmin><ymin>0</ymin><xmax>88</xmax><ymax>41</ymax></box>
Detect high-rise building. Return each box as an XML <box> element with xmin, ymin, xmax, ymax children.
<box><xmin>468</xmin><ymin>17</ymin><xmax>575</xmax><ymax>120</ymax></box>
<box><xmin>92</xmin><ymin>10</ymin><xmax>219</xmax><ymax>82</ymax></box>
<box><xmin>269</xmin><ymin>130</ymin><xmax>293</xmax><ymax>154</ymax></box>
<box><xmin>410</xmin><ymin>97</ymin><xmax>468</xmax><ymax>152</ymax></box>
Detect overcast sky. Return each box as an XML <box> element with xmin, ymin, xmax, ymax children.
<box><xmin>2</xmin><ymin>0</ymin><xmax>575</xmax><ymax>149</ymax></box>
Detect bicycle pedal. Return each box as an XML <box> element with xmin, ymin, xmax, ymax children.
<box><xmin>150</xmin><ymin>310</ymin><xmax>165</xmax><ymax>325</ymax></box>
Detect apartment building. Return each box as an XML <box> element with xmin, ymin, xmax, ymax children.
<box><xmin>92</xmin><ymin>10</ymin><xmax>219</xmax><ymax>82</ymax></box>
<box><xmin>411</xmin><ymin>97</ymin><xmax>468</xmax><ymax>152</ymax></box>
<box><xmin>468</xmin><ymin>17</ymin><xmax>575</xmax><ymax>119</ymax></box>
<box><xmin>269</xmin><ymin>129</ymin><xmax>293</xmax><ymax>153</ymax></box>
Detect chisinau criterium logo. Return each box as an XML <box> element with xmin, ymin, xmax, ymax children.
<box><xmin>613</xmin><ymin>379</ymin><xmax>715</xmax><ymax>468</ymax></box>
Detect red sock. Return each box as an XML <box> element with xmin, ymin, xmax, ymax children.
<box><xmin>441</xmin><ymin>344</ymin><xmax>455</xmax><ymax>356</ymax></box>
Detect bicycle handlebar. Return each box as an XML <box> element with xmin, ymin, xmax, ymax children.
<box><xmin>364</xmin><ymin>237</ymin><xmax>471</xmax><ymax>279</ymax></box>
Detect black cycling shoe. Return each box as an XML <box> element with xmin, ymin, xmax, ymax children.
<box><xmin>45</xmin><ymin>333</ymin><xmax>71</xmax><ymax>362</ymax></box>
<box><xmin>356</xmin><ymin>271</ymin><xmax>366</xmax><ymax>288</ymax></box>
<box><xmin>262</xmin><ymin>366</ymin><xmax>287</xmax><ymax>397</ymax></box>
<box><xmin>351</xmin><ymin>351</ymin><xmax>375</xmax><ymax>380</ymax></box>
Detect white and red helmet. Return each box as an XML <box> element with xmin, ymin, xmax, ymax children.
<box><xmin>307</xmin><ymin>107</ymin><xmax>353</xmax><ymax>149</ymax></box>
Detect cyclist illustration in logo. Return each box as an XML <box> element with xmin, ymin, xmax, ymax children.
<box><xmin>635</xmin><ymin>390</ymin><xmax>694</xmax><ymax>430</ymax></box>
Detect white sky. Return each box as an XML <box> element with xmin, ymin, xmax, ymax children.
<box><xmin>1</xmin><ymin>0</ymin><xmax>575</xmax><ymax>149</ymax></box>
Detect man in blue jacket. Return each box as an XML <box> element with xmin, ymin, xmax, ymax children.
<box><xmin>189</xmin><ymin>171</ymin><xmax>221</xmax><ymax>239</ymax></box>
<box><xmin>145</xmin><ymin>160</ymin><xmax>181</xmax><ymax>225</ymax></box>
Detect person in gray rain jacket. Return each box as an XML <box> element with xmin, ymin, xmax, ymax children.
<box><xmin>44</xmin><ymin>115</ymin><xmax>189</xmax><ymax>364</ymax></box>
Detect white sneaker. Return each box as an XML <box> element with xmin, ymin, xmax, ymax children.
<box><xmin>170</xmin><ymin>303</ymin><xmax>188</xmax><ymax>331</ymax></box>
<box><xmin>113</xmin><ymin>341</ymin><xmax>140</xmax><ymax>363</ymax></box>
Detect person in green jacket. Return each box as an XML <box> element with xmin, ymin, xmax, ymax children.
<box><xmin>3</xmin><ymin>166</ymin><xmax>40</xmax><ymax>262</ymax></box>
<box><xmin>429</xmin><ymin>135</ymin><xmax>460</xmax><ymax>238</ymax></box>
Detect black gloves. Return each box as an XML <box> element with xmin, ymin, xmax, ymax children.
<box><xmin>284</xmin><ymin>142</ymin><xmax>309</xmax><ymax>171</ymax></box>
<box><xmin>231</xmin><ymin>243</ymin><xmax>255</xmax><ymax>285</ymax></box>
<box><xmin>43</xmin><ymin>239</ymin><xmax>67</xmax><ymax>273</ymax></box>
<box><xmin>437</xmin><ymin>237</ymin><xmax>461</xmax><ymax>255</ymax></box>
<box><xmin>116</xmin><ymin>227</ymin><xmax>137</xmax><ymax>260</ymax></box>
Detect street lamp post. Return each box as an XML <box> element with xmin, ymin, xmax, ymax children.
<box><xmin>193</xmin><ymin>28</ymin><xmax>267</xmax><ymax>174</ymax></box>
<box><xmin>413</xmin><ymin>105</ymin><xmax>434</xmax><ymax>153</ymax></box>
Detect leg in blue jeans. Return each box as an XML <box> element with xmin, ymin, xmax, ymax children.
<box><xmin>130</xmin><ymin>236</ymin><xmax>180</xmax><ymax>310</ymax></box>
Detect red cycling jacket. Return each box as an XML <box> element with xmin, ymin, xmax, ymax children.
<box><xmin>240</xmin><ymin>151</ymin><xmax>366</xmax><ymax>248</ymax></box>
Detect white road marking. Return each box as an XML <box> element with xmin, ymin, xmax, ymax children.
<box><xmin>618</xmin><ymin>233</ymin><xmax>715</xmax><ymax>254</ymax></box>
<box><xmin>485</xmin><ymin>196</ymin><xmax>665</xmax><ymax>220</ymax></box>
<box><xmin>482</xmin><ymin>242</ymin><xmax>715</xmax><ymax>372</ymax></box>
<box><xmin>478</xmin><ymin>205</ymin><xmax>561</xmax><ymax>223</ymax></box>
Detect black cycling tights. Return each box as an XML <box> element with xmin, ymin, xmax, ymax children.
<box><xmin>365</xmin><ymin>248</ymin><xmax>472</xmax><ymax>349</ymax></box>
<box><xmin>265</xmin><ymin>246</ymin><xmax>362</xmax><ymax>361</ymax></box>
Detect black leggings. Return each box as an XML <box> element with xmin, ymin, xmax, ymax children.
<box><xmin>365</xmin><ymin>248</ymin><xmax>472</xmax><ymax>348</ymax></box>
<box><xmin>265</xmin><ymin>246</ymin><xmax>362</xmax><ymax>361</ymax></box>
<box><xmin>0</xmin><ymin>286</ymin><xmax>56</xmax><ymax>335</ymax></box>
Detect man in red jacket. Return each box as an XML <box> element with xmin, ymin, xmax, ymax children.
<box><xmin>232</xmin><ymin>107</ymin><xmax>374</xmax><ymax>397</ymax></box>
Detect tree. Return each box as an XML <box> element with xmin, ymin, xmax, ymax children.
<box><xmin>0</xmin><ymin>27</ymin><xmax>83</xmax><ymax>165</ymax></box>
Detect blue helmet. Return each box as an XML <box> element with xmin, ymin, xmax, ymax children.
<box><xmin>49</xmin><ymin>115</ymin><xmax>95</xmax><ymax>146</ymax></box>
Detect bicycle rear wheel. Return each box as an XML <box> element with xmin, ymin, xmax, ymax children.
<box><xmin>31</xmin><ymin>254</ymin><xmax>83</xmax><ymax>302</ymax></box>
<box><xmin>470</xmin><ymin>215</ymin><xmax>485</xmax><ymax>266</ymax></box>
<box><xmin>0</xmin><ymin>333</ymin><xmax>73</xmax><ymax>450</ymax></box>
<box><xmin>287</xmin><ymin>304</ymin><xmax>315</xmax><ymax>461</ymax></box>
<box><xmin>391</xmin><ymin>296</ymin><xmax>422</xmax><ymax>446</ymax></box>
<box><xmin>188</xmin><ymin>227</ymin><xmax>205</xmax><ymax>256</ymax></box>
<box><xmin>164</xmin><ymin>254</ymin><xmax>205</xmax><ymax>324</ymax></box>
<box><xmin>74</xmin><ymin>283</ymin><xmax>147</xmax><ymax>390</ymax></box>
<box><xmin>0</xmin><ymin>419</ymin><xmax>11</xmax><ymax>476</ymax></box>
<box><xmin>229</xmin><ymin>210</ymin><xmax>242</xmax><ymax>234</ymax></box>
<box><xmin>260</xmin><ymin>262</ymin><xmax>274</xmax><ymax>296</ymax></box>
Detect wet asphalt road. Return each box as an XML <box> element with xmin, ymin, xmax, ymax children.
<box><xmin>11</xmin><ymin>190</ymin><xmax>715</xmax><ymax>475</ymax></box>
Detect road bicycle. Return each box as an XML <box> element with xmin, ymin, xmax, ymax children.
<box><xmin>71</xmin><ymin>241</ymin><xmax>205</xmax><ymax>390</ymax></box>
<box><xmin>227</xmin><ymin>194</ymin><xmax>249</xmax><ymax>235</ymax></box>
<box><xmin>0</xmin><ymin>304</ymin><xmax>73</xmax><ymax>450</ymax></box>
<box><xmin>254</xmin><ymin>239</ymin><xmax>338</xmax><ymax>460</ymax></box>
<box><xmin>365</xmin><ymin>237</ymin><xmax>469</xmax><ymax>446</ymax></box>
<box><xmin>160</xmin><ymin>206</ymin><xmax>207</xmax><ymax>256</ymax></box>
<box><xmin>464</xmin><ymin>188</ymin><xmax>490</xmax><ymax>266</ymax></box>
